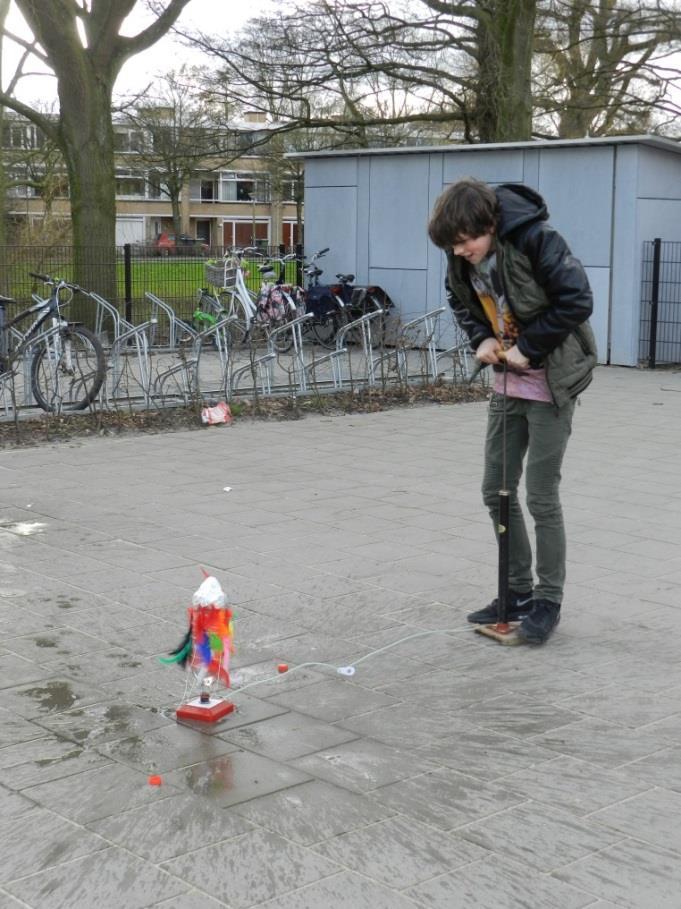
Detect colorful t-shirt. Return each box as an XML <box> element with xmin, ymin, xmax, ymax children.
<box><xmin>470</xmin><ymin>254</ymin><xmax>552</xmax><ymax>403</ymax></box>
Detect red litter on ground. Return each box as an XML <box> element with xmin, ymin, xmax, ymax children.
<box><xmin>148</xmin><ymin>775</ymin><xmax>163</xmax><ymax>786</ymax></box>
<box><xmin>277</xmin><ymin>663</ymin><xmax>289</xmax><ymax>673</ymax></box>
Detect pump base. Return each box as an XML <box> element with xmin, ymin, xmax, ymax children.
<box><xmin>176</xmin><ymin>697</ymin><xmax>236</xmax><ymax>723</ymax></box>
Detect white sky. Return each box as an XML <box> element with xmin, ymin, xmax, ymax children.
<box><xmin>1</xmin><ymin>0</ymin><xmax>276</xmax><ymax>105</ymax></box>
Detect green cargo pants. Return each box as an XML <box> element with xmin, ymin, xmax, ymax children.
<box><xmin>481</xmin><ymin>393</ymin><xmax>576</xmax><ymax>604</ymax></box>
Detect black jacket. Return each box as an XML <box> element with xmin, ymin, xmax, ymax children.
<box><xmin>445</xmin><ymin>183</ymin><xmax>597</xmax><ymax>404</ymax></box>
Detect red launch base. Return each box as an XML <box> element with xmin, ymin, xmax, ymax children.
<box><xmin>176</xmin><ymin>697</ymin><xmax>236</xmax><ymax>723</ymax></box>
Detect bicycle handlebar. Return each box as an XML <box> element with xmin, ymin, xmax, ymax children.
<box><xmin>228</xmin><ymin>246</ymin><xmax>261</xmax><ymax>258</ymax></box>
<box><xmin>29</xmin><ymin>272</ymin><xmax>82</xmax><ymax>293</ymax></box>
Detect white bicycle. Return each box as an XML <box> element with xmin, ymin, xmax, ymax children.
<box><xmin>200</xmin><ymin>248</ymin><xmax>298</xmax><ymax>353</ymax></box>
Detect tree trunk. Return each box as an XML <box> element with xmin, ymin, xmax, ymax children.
<box><xmin>0</xmin><ymin>0</ymin><xmax>11</xmax><ymax>254</ymax></box>
<box><xmin>476</xmin><ymin>0</ymin><xmax>536</xmax><ymax>142</ymax></box>
<box><xmin>57</xmin><ymin>73</ymin><xmax>118</xmax><ymax>319</ymax></box>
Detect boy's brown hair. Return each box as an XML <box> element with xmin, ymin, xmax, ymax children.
<box><xmin>428</xmin><ymin>177</ymin><xmax>500</xmax><ymax>249</ymax></box>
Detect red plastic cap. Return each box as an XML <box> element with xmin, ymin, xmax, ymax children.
<box><xmin>277</xmin><ymin>663</ymin><xmax>289</xmax><ymax>673</ymax></box>
<box><xmin>148</xmin><ymin>775</ymin><xmax>163</xmax><ymax>786</ymax></box>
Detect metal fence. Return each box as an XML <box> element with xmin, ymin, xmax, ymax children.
<box><xmin>0</xmin><ymin>243</ymin><xmax>302</xmax><ymax>324</ymax></box>
<box><xmin>639</xmin><ymin>238</ymin><xmax>681</xmax><ymax>367</ymax></box>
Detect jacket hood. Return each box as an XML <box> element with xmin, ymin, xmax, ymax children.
<box><xmin>495</xmin><ymin>184</ymin><xmax>548</xmax><ymax>238</ymax></box>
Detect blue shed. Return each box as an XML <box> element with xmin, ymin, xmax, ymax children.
<box><xmin>293</xmin><ymin>135</ymin><xmax>681</xmax><ymax>366</ymax></box>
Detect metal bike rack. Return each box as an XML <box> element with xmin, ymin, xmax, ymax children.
<box><xmin>102</xmin><ymin>321</ymin><xmax>154</xmax><ymax>407</ymax></box>
<box><xmin>266</xmin><ymin>313</ymin><xmax>313</xmax><ymax>394</ymax></box>
<box><xmin>190</xmin><ymin>316</ymin><xmax>237</xmax><ymax>402</ymax></box>
<box><xmin>393</xmin><ymin>307</ymin><xmax>446</xmax><ymax>382</ymax></box>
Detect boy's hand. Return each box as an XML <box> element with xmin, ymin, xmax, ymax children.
<box><xmin>475</xmin><ymin>337</ymin><xmax>504</xmax><ymax>365</ymax></box>
<box><xmin>504</xmin><ymin>344</ymin><xmax>530</xmax><ymax>371</ymax></box>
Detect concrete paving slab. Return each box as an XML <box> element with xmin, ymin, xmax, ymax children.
<box><xmin>1</xmin><ymin>366</ymin><xmax>681</xmax><ymax>907</ymax></box>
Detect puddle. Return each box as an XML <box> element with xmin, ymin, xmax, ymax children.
<box><xmin>59</xmin><ymin>704</ymin><xmax>136</xmax><ymax>745</ymax></box>
<box><xmin>182</xmin><ymin>756</ymin><xmax>235</xmax><ymax>797</ymax></box>
<box><xmin>118</xmin><ymin>659</ymin><xmax>142</xmax><ymax>670</ymax></box>
<box><xmin>55</xmin><ymin>597</ymin><xmax>80</xmax><ymax>610</ymax></box>
<box><xmin>105</xmin><ymin>705</ymin><xmax>132</xmax><ymax>722</ymax></box>
<box><xmin>35</xmin><ymin>637</ymin><xmax>58</xmax><ymax>648</ymax></box>
<box><xmin>21</xmin><ymin>680</ymin><xmax>78</xmax><ymax>712</ymax></box>
<box><xmin>0</xmin><ymin>522</ymin><xmax>47</xmax><ymax>536</ymax></box>
<box><xmin>35</xmin><ymin>748</ymin><xmax>82</xmax><ymax>767</ymax></box>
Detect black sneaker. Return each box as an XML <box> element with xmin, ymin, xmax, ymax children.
<box><xmin>517</xmin><ymin>599</ymin><xmax>561</xmax><ymax>644</ymax></box>
<box><xmin>467</xmin><ymin>590</ymin><xmax>534</xmax><ymax>625</ymax></box>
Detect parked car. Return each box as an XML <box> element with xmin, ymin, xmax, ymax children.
<box><xmin>154</xmin><ymin>232</ymin><xmax>209</xmax><ymax>256</ymax></box>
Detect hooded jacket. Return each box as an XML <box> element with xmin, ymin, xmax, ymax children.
<box><xmin>445</xmin><ymin>183</ymin><xmax>597</xmax><ymax>407</ymax></box>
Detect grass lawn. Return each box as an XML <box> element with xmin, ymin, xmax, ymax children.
<box><xmin>5</xmin><ymin>253</ymin><xmax>299</xmax><ymax>323</ymax></box>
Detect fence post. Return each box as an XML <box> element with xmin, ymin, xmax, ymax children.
<box><xmin>649</xmin><ymin>237</ymin><xmax>661</xmax><ymax>369</ymax></box>
<box><xmin>123</xmin><ymin>243</ymin><xmax>132</xmax><ymax>324</ymax></box>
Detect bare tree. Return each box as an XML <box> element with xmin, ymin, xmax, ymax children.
<box><xmin>184</xmin><ymin>0</ymin><xmax>538</xmax><ymax>145</ymax></box>
<box><xmin>0</xmin><ymin>0</ymin><xmax>191</xmax><ymax>302</ymax></box>
<box><xmin>185</xmin><ymin>0</ymin><xmax>681</xmax><ymax>147</ymax></box>
<box><xmin>534</xmin><ymin>0</ymin><xmax>681</xmax><ymax>137</ymax></box>
<box><xmin>123</xmin><ymin>67</ymin><xmax>244</xmax><ymax>240</ymax></box>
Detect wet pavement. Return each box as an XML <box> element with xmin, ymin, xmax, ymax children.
<box><xmin>1</xmin><ymin>365</ymin><xmax>680</xmax><ymax>908</ymax></box>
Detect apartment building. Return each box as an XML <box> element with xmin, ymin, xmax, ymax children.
<box><xmin>3</xmin><ymin>111</ymin><xmax>303</xmax><ymax>249</ymax></box>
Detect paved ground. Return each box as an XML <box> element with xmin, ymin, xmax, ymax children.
<box><xmin>1</xmin><ymin>365</ymin><xmax>681</xmax><ymax>909</ymax></box>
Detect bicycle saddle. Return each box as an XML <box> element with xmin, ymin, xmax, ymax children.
<box><xmin>335</xmin><ymin>274</ymin><xmax>355</xmax><ymax>283</ymax></box>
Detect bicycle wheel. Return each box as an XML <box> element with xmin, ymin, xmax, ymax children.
<box><xmin>218</xmin><ymin>290</ymin><xmax>250</xmax><ymax>347</ymax></box>
<box><xmin>310</xmin><ymin>311</ymin><xmax>341</xmax><ymax>349</ymax></box>
<box><xmin>267</xmin><ymin>313</ymin><xmax>294</xmax><ymax>354</ymax></box>
<box><xmin>31</xmin><ymin>325</ymin><xmax>105</xmax><ymax>412</ymax></box>
<box><xmin>346</xmin><ymin>301</ymin><xmax>386</xmax><ymax>349</ymax></box>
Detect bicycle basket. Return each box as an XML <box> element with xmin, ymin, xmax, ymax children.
<box><xmin>205</xmin><ymin>260</ymin><xmax>240</xmax><ymax>288</ymax></box>
<box><xmin>205</xmin><ymin>263</ymin><xmax>226</xmax><ymax>287</ymax></box>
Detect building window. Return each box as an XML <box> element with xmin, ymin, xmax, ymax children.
<box><xmin>282</xmin><ymin>221</ymin><xmax>301</xmax><ymax>246</ymax></box>
<box><xmin>113</xmin><ymin>128</ymin><xmax>146</xmax><ymax>153</ymax></box>
<box><xmin>281</xmin><ymin>179</ymin><xmax>302</xmax><ymax>202</ymax></box>
<box><xmin>147</xmin><ymin>171</ymin><xmax>163</xmax><ymax>199</ymax></box>
<box><xmin>1</xmin><ymin>122</ymin><xmax>44</xmax><ymax>150</ymax></box>
<box><xmin>115</xmin><ymin>171</ymin><xmax>147</xmax><ymax>198</ymax></box>
<box><xmin>220</xmin><ymin>171</ymin><xmax>270</xmax><ymax>203</ymax></box>
<box><xmin>201</xmin><ymin>179</ymin><xmax>218</xmax><ymax>201</ymax></box>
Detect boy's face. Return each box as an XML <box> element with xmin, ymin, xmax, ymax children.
<box><xmin>452</xmin><ymin>230</ymin><xmax>495</xmax><ymax>265</ymax></box>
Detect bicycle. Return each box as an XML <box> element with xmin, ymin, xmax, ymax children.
<box><xmin>0</xmin><ymin>274</ymin><xmax>106</xmax><ymax>413</ymax></box>
<box><xmin>300</xmin><ymin>248</ymin><xmax>394</xmax><ymax>349</ymax></box>
<box><xmin>198</xmin><ymin>248</ymin><xmax>297</xmax><ymax>354</ymax></box>
<box><xmin>297</xmin><ymin>248</ymin><xmax>346</xmax><ymax>350</ymax></box>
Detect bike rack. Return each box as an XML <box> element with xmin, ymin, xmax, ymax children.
<box><xmin>88</xmin><ymin>291</ymin><xmax>136</xmax><ymax>345</ymax></box>
<box><xmin>102</xmin><ymin>321</ymin><xmax>154</xmax><ymax>407</ymax></box>
<box><xmin>0</xmin><ymin>370</ymin><xmax>12</xmax><ymax>415</ymax></box>
<box><xmin>145</xmin><ymin>292</ymin><xmax>197</xmax><ymax>352</ymax></box>
<box><xmin>1</xmin><ymin>287</ymin><xmax>480</xmax><ymax>419</ymax></box>
<box><xmin>384</xmin><ymin>307</ymin><xmax>446</xmax><ymax>383</ymax></box>
<box><xmin>191</xmin><ymin>316</ymin><xmax>237</xmax><ymax>402</ymax></box>
<box><xmin>434</xmin><ymin>319</ymin><xmax>476</xmax><ymax>382</ymax></box>
<box><xmin>266</xmin><ymin>313</ymin><xmax>313</xmax><ymax>393</ymax></box>
<box><xmin>303</xmin><ymin>310</ymin><xmax>386</xmax><ymax>391</ymax></box>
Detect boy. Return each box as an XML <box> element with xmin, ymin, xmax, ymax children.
<box><xmin>428</xmin><ymin>178</ymin><xmax>597</xmax><ymax>644</ymax></box>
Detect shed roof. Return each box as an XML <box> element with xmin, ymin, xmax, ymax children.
<box><xmin>289</xmin><ymin>133</ymin><xmax>681</xmax><ymax>160</ymax></box>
